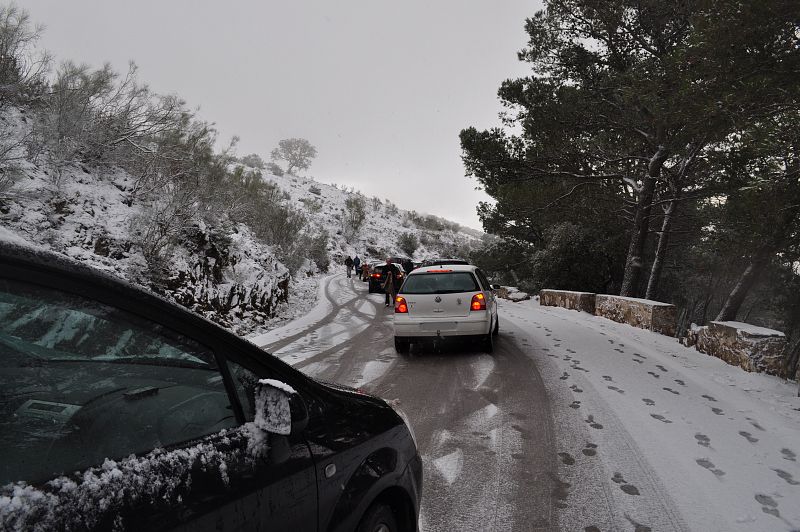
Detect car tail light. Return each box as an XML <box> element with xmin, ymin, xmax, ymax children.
<box><xmin>395</xmin><ymin>296</ymin><xmax>408</xmax><ymax>314</ymax></box>
<box><xmin>371</xmin><ymin>273</ymin><xmax>381</xmax><ymax>279</ymax></box>
<box><xmin>470</xmin><ymin>293</ymin><xmax>486</xmax><ymax>311</ymax></box>
<box><xmin>427</xmin><ymin>269</ymin><xmax>452</xmax><ymax>273</ymax></box>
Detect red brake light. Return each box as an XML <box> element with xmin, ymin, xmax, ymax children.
<box><xmin>395</xmin><ymin>296</ymin><xmax>408</xmax><ymax>314</ymax></box>
<box><xmin>371</xmin><ymin>273</ymin><xmax>381</xmax><ymax>278</ymax></box>
<box><xmin>470</xmin><ymin>293</ymin><xmax>486</xmax><ymax>311</ymax></box>
<box><xmin>427</xmin><ymin>269</ymin><xmax>452</xmax><ymax>273</ymax></box>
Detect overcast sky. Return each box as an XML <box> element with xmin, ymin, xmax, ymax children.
<box><xmin>23</xmin><ymin>0</ymin><xmax>542</xmax><ymax>229</ymax></box>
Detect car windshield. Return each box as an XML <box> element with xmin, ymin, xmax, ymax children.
<box><xmin>400</xmin><ymin>272</ymin><xmax>479</xmax><ymax>294</ymax></box>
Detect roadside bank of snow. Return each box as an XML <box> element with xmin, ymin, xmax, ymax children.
<box><xmin>501</xmin><ymin>299</ymin><xmax>800</xmax><ymax>532</ymax></box>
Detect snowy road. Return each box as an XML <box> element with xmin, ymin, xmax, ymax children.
<box><xmin>252</xmin><ymin>273</ymin><xmax>800</xmax><ymax>532</ymax></box>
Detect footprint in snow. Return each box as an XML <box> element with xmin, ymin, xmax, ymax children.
<box><xmin>554</xmin><ymin>343</ymin><xmax>561</xmax><ymax>347</ymax></box>
<box><xmin>602</xmin><ymin>375</ymin><xmax>614</xmax><ymax>382</ymax></box>
<box><xmin>560</xmin><ymin>371</ymin><xmax>570</xmax><ymax>380</ymax></box>
<box><xmin>650</xmin><ymin>414</ymin><xmax>672</xmax><ymax>423</ymax></box>
<box><xmin>613</xmin><ymin>348</ymin><xmax>624</xmax><ymax>353</ymax></box>
<box><xmin>642</xmin><ymin>398</ymin><xmax>655</xmax><ymax>406</ymax></box>
<box><xmin>585</xmin><ymin>415</ymin><xmax>603</xmax><ymax>429</ymax></box>
<box><xmin>569</xmin><ymin>400</ymin><xmax>581</xmax><ymax>409</ymax></box>
<box><xmin>696</xmin><ymin>458</ymin><xmax>726</xmax><ymax>477</ymax></box>
<box><xmin>632</xmin><ymin>358</ymin><xmax>644</xmax><ymax>364</ymax></box>
<box><xmin>656</xmin><ymin>365</ymin><xmax>668</xmax><ymax>372</ymax></box>
<box><xmin>674</xmin><ymin>379</ymin><xmax>686</xmax><ymax>386</ymax></box>
<box><xmin>547</xmin><ymin>472</ymin><xmax>570</xmax><ymax>508</ymax></box>
<box><xmin>582</xmin><ymin>443</ymin><xmax>598</xmax><ymax>456</ymax></box>
<box><xmin>554</xmin><ymin>338</ymin><xmax>563</xmax><ymax>341</ymax></box>
<box><xmin>647</xmin><ymin>371</ymin><xmax>661</xmax><ymax>379</ymax></box>
<box><xmin>563</xmin><ymin>355</ymin><xmax>572</xmax><ymax>361</ymax></box>
<box><xmin>746</xmin><ymin>418</ymin><xmax>766</xmax><ymax>431</ymax></box>
<box><xmin>632</xmin><ymin>353</ymin><xmax>647</xmax><ymax>359</ymax></box>
<box><xmin>573</xmin><ymin>365</ymin><xmax>590</xmax><ymax>372</ymax></box>
<box><xmin>607</xmin><ymin>339</ymin><xmax>614</xmax><ymax>344</ymax></box>
<box><xmin>772</xmin><ymin>468</ymin><xmax>800</xmax><ymax>485</ymax></box>
<box><xmin>695</xmin><ymin>433</ymin><xmax>711</xmax><ymax>447</ymax></box>
<box><xmin>608</xmin><ymin>385</ymin><xmax>625</xmax><ymax>394</ymax></box>
<box><xmin>701</xmin><ymin>394</ymin><xmax>717</xmax><ymax>402</ymax></box>
<box><xmin>611</xmin><ymin>472</ymin><xmax>640</xmax><ymax>495</ymax></box>
<box><xmin>558</xmin><ymin>452</ymin><xmax>576</xmax><ymax>465</ymax></box>
<box><xmin>781</xmin><ymin>448</ymin><xmax>797</xmax><ymax>461</ymax></box>
<box><xmin>711</xmin><ymin>407</ymin><xmax>724</xmax><ymax>416</ymax></box>
<box><xmin>662</xmin><ymin>387</ymin><xmax>680</xmax><ymax>395</ymax></box>
<box><xmin>624</xmin><ymin>515</ymin><xmax>653</xmax><ymax>532</ymax></box>
<box><xmin>566</xmin><ymin>349</ymin><xmax>576</xmax><ymax>354</ymax></box>
<box><xmin>570</xmin><ymin>384</ymin><xmax>583</xmax><ymax>393</ymax></box>
<box><xmin>739</xmin><ymin>431</ymin><xmax>758</xmax><ymax>443</ymax></box>
<box><xmin>755</xmin><ymin>493</ymin><xmax>780</xmax><ymax>518</ymax></box>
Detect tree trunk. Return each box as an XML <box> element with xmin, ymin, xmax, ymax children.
<box><xmin>715</xmin><ymin>244</ymin><xmax>774</xmax><ymax>321</ymax></box>
<box><xmin>645</xmin><ymin>197</ymin><xmax>678</xmax><ymax>300</ymax></box>
<box><xmin>620</xmin><ymin>146</ymin><xmax>668</xmax><ymax>297</ymax></box>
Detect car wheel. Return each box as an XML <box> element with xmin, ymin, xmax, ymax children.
<box><xmin>483</xmin><ymin>324</ymin><xmax>494</xmax><ymax>354</ymax></box>
<box><xmin>492</xmin><ymin>316</ymin><xmax>499</xmax><ymax>336</ymax></box>
<box><xmin>356</xmin><ymin>502</ymin><xmax>398</xmax><ymax>532</ymax></box>
<box><xmin>394</xmin><ymin>336</ymin><xmax>409</xmax><ymax>353</ymax></box>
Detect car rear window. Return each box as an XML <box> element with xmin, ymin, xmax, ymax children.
<box><xmin>400</xmin><ymin>272</ymin><xmax>479</xmax><ymax>294</ymax></box>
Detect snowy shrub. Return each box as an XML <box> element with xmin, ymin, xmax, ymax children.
<box><xmin>371</xmin><ymin>196</ymin><xmax>382</xmax><ymax>211</ymax></box>
<box><xmin>240</xmin><ymin>152</ymin><xmax>265</xmax><ymax>169</ymax></box>
<box><xmin>398</xmin><ymin>232</ymin><xmax>419</xmax><ymax>256</ymax></box>
<box><xmin>308</xmin><ymin>184</ymin><xmax>321</xmax><ymax>195</ymax></box>
<box><xmin>299</xmin><ymin>196</ymin><xmax>322</xmax><ymax>213</ymax></box>
<box><xmin>343</xmin><ymin>194</ymin><xmax>367</xmax><ymax>240</ymax></box>
<box><xmin>266</xmin><ymin>161</ymin><xmax>284</xmax><ymax>176</ymax></box>
<box><xmin>0</xmin><ymin>5</ymin><xmax>50</xmax><ymax>108</ymax></box>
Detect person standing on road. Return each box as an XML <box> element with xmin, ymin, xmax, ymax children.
<box><xmin>383</xmin><ymin>259</ymin><xmax>399</xmax><ymax>306</ymax></box>
<box><xmin>361</xmin><ymin>262</ymin><xmax>369</xmax><ymax>281</ymax></box>
<box><xmin>344</xmin><ymin>256</ymin><xmax>354</xmax><ymax>278</ymax></box>
<box><xmin>353</xmin><ymin>255</ymin><xmax>361</xmax><ymax>277</ymax></box>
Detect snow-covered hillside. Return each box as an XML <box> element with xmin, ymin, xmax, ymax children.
<box><xmin>0</xmin><ymin>105</ymin><xmax>481</xmax><ymax>337</ymax></box>
<box><xmin>260</xmin><ymin>167</ymin><xmax>482</xmax><ymax>263</ymax></box>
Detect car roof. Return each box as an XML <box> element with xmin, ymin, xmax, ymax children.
<box><xmin>409</xmin><ymin>264</ymin><xmax>477</xmax><ymax>275</ymax></box>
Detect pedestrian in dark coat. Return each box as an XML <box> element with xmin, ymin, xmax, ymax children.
<box><xmin>383</xmin><ymin>259</ymin><xmax>399</xmax><ymax>306</ymax></box>
<box><xmin>344</xmin><ymin>256</ymin><xmax>354</xmax><ymax>278</ymax></box>
<box><xmin>353</xmin><ymin>256</ymin><xmax>361</xmax><ymax>272</ymax></box>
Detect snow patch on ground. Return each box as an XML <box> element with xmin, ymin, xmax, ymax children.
<box><xmin>433</xmin><ymin>449</ymin><xmax>463</xmax><ymax>486</ymax></box>
<box><xmin>501</xmin><ymin>299</ymin><xmax>800</xmax><ymax>532</ymax></box>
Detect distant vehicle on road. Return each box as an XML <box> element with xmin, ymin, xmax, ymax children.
<box><xmin>393</xmin><ymin>264</ymin><xmax>499</xmax><ymax>353</ymax></box>
<box><xmin>0</xmin><ymin>242</ymin><xmax>421</xmax><ymax>532</ymax></box>
<box><xmin>419</xmin><ymin>258</ymin><xmax>470</xmax><ymax>267</ymax></box>
<box><xmin>368</xmin><ymin>262</ymin><xmax>405</xmax><ymax>293</ymax></box>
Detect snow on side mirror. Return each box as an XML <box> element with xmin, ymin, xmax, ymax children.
<box><xmin>253</xmin><ymin>379</ymin><xmax>297</xmax><ymax>436</ymax></box>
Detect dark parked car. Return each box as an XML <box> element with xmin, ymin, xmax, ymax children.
<box><xmin>0</xmin><ymin>242</ymin><xmax>421</xmax><ymax>532</ymax></box>
<box><xmin>368</xmin><ymin>263</ymin><xmax>405</xmax><ymax>294</ymax></box>
<box><xmin>419</xmin><ymin>259</ymin><xmax>470</xmax><ymax>267</ymax></box>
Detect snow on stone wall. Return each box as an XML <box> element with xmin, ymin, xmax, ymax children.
<box><xmin>539</xmin><ymin>289</ymin><xmax>596</xmax><ymax>313</ymax></box>
<box><xmin>694</xmin><ymin>321</ymin><xmax>788</xmax><ymax>377</ymax></box>
<box><xmin>594</xmin><ymin>295</ymin><xmax>677</xmax><ymax>337</ymax></box>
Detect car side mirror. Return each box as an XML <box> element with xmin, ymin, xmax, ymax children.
<box><xmin>253</xmin><ymin>379</ymin><xmax>309</xmax><ymax>436</ymax></box>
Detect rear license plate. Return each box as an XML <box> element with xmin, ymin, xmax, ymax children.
<box><xmin>420</xmin><ymin>322</ymin><xmax>457</xmax><ymax>331</ymax></box>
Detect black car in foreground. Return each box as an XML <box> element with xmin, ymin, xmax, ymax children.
<box><xmin>0</xmin><ymin>241</ymin><xmax>421</xmax><ymax>532</ymax></box>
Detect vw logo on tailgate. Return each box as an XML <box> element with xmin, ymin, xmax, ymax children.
<box><xmin>434</xmin><ymin>296</ymin><xmax>442</xmax><ymax>303</ymax></box>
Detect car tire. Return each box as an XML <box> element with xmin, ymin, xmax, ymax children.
<box><xmin>483</xmin><ymin>323</ymin><xmax>494</xmax><ymax>354</ymax></box>
<box><xmin>492</xmin><ymin>316</ymin><xmax>499</xmax><ymax>336</ymax></box>
<box><xmin>394</xmin><ymin>336</ymin><xmax>409</xmax><ymax>353</ymax></box>
<box><xmin>356</xmin><ymin>502</ymin><xmax>398</xmax><ymax>532</ymax></box>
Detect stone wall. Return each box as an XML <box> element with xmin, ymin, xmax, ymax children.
<box><xmin>594</xmin><ymin>295</ymin><xmax>677</xmax><ymax>336</ymax></box>
<box><xmin>695</xmin><ymin>321</ymin><xmax>788</xmax><ymax>376</ymax></box>
<box><xmin>539</xmin><ymin>289</ymin><xmax>596</xmax><ymax>314</ymax></box>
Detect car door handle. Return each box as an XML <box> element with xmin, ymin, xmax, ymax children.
<box><xmin>325</xmin><ymin>463</ymin><xmax>336</xmax><ymax>478</ymax></box>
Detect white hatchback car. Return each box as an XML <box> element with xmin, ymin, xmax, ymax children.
<box><xmin>393</xmin><ymin>264</ymin><xmax>499</xmax><ymax>353</ymax></box>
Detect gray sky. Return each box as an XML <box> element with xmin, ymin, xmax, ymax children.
<box><xmin>23</xmin><ymin>0</ymin><xmax>541</xmax><ymax>229</ymax></box>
